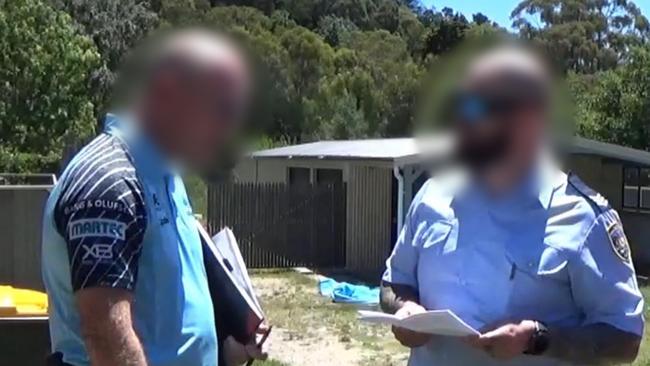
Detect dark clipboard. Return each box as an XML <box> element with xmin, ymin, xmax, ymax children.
<box><xmin>197</xmin><ymin>223</ymin><xmax>264</xmax><ymax>346</ymax></box>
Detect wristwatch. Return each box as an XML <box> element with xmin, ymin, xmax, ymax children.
<box><xmin>525</xmin><ymin>321</ymin><xmax>550</xmax><ymax>355</ymax></box>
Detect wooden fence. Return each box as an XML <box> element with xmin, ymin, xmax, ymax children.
<box><xmin>208</xmin><ymin>182</ymin><xmax>346</xmax><ymax>268</ymax></box>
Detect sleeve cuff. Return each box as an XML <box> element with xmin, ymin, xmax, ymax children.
<box><xmin>73</xmin><ymin>278</ymin><xmax>136</xmax><ymax>293</ymax></box>
<box><xmin>382</xmin><ymin>269</ymin><xmax>417</xmax><ymax>288</ymax></box>
<box><xmin>583</xmin><ymin>314</ymin><xmax>645</xmax><ymax>337</ymax></box>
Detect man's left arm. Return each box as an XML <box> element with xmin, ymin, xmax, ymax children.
<box><xmin>548</xmin><ymin>210</ymin><xmax>643</xmax><ymax>364</ymax></box>
<box><xmin>475</xmin><ymin>210</ymin><xmax>644</xmax><ymax>364</ymax></box>
<box><xmin>545</xmin><ymin>323</ymin><xmax>640</xmax><ymax>364</ymax></box>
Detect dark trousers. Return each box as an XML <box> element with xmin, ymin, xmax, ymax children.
<box><xmin>45</xmin><ymin>353</ymin><xmax>75</xmax><ymax>366</ymax></box>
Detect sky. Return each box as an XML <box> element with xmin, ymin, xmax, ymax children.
<box><xmin>420</xmin><ymin>0</ymin><xmax>650</xmax><ymax>30</ymax></box>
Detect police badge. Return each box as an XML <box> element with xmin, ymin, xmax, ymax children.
<box><xmin>607</xmin><ymin>219</ymin><xmax>631</xmax><ymax>263</ymax></box>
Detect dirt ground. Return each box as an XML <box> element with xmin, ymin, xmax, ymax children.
<box><xmin>251</xmin><ymin>270</ymin><xmax>409</xmax><ymax>366</ymax></box>
<box><xmin>250</xmin><ymin>272</ymin><xmax>650</xmax><ymax>366</ymax></box>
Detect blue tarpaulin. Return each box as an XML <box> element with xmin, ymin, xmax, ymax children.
<box><xmin>318</xmin><ymin>277</ymin><xmax>379</xmax><ymax>305</ymax></box>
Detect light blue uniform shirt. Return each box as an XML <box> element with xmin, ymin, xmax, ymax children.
<box><xmin>383</xmin><ymin>163</ymin><xmax>644</xmax><ymax>366</ymax></box>
<box><xmin>42</xmin><ymin>114</ymin><xmax>217</xmax><ymax>366</ymax></box>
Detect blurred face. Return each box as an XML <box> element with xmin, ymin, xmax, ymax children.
<box><xmin>146</xmin><ymin>59</ymin><xmax>249</xmax><ymax>172</ymax></box>
<box><xmin>451</xmin><ymin>77</ymin><xmax>546</xmax><ymax>175</ymax></box>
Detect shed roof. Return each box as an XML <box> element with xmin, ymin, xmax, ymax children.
<box><xmin>252</xmin><ymin>138</ymin><xmax>419</xmax><ymax>160</ymax></box>
<box><xmin>251</xmin><ymin>135</ymin><xmax>452</xmax><ymax>165</ymax></box>
<box><xmin>571</xmin><ymin>136</ymin><xmax>650</xmax><ymax>166</ymax></box>
<box><xmin>251</xmin><ymin>136</ymin><xmax>650</xmax><ymax>167</ymax></box>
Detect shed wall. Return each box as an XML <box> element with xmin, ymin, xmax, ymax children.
<box><xmin>233</xmin><ymin>159</ymin><xmax>257</xmax><ymax>182</ymax></box>
<box><xmin>568</xmin><ymin>155</ymin><xmax>621</xmax><ymax>206</ymax></box>
<box><xmin>345</xmin><ymin>165</ymin><xmax>393</xmax><ymax>279</ymax></box>
<box><xmin>233</xmin><ymin>157</ymin><xmax>393</xmax><ymax>184</ymax></box>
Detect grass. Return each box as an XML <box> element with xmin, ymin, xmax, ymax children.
<box><xmin>256</xmin><ymin>360</ymin><xmax>291</xmax><ymax>366</ymax></box>
<box><xmin>251</xmin><ymin>270</ymin><xmax>407</xmax><ymax>366</ymax></box>
<box><xmin>251</xmin><ymin>270</ymin><xmax>650</xmax><ymax>366</ymax></box>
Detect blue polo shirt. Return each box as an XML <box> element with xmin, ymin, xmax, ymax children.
<box><xmin>42</xmin><ymin>114</ymin><xmax>217</xmax><ymax>366</ymax></box>
<box><xmin>383</xmin><ymin>161</ymin><xmax>644</xmax><ymax>366</ymax></box>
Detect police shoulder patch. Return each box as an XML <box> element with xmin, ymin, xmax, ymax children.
<box><xmin>604</xmin><ymin>212</ymin><xmax>631</xmax><ymax>263</ymax></box>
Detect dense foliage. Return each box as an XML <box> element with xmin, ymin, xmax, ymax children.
<box><xmin>0</xmin><ymin>0</ymin><xmax>100</xmax><ymax>172</ymax></box>
<box><xmin>513</xmin><ymin>0</ymin><xmax>649</xmax><ymax>73</ymax></box>
<box><xmin>572</xmin><ymin>46</ymin><xmax>650</xmax><ymax>149</ymax></box>
<box><xmin>1</xmin><ymin>0</ymin><xmax>649</xmax><ymax>173</ymax></box>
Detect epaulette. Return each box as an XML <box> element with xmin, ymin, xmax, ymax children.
<box><xmin>566</xmin><ymin>171</ymin><xmax>609</xmax><ymax>215</ymax></box>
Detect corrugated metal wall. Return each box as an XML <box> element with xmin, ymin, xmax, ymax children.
<box><xmin>0</xmin><ymin>186</ymin><xmax>51</xmax><ymax>290</ymax></box>
<box><xmin>346</xmin><ymin>166</ymin><xmax>393</xmax><ymax>279</ymax></box>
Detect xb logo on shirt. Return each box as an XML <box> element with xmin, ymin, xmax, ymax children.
<box><xmin>82</xmin><ymin>244</ymin><xmax>113</xmax><ymax>261</ymax></box>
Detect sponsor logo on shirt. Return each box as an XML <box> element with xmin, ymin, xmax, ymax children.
<box><xmin>69</xmin><ymin>218</ymin><xmax>126</xmax><ymax>241</ymax></box>
<box><xmin>82</xmin><ymin>244</ymin><xmax>114</xmax><ymax>262</ymax></box>
<box><xmin>63</xmin><ymin>199</ymin><xmax>129</xmax><ymax>215</ymax></box>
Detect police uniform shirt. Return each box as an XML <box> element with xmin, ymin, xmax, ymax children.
<box><xmin>382</xmin><ymin>162</ymin><xmax>644</xmax><ymax>366</ymax></box>
<box><xmin>42</xmin><ymin>114</ymin><xmax>217</xmax><ymax>366</ymax></box>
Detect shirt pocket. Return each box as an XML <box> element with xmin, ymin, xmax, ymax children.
<box><xmin>508</xmin><ymin>245</ymin><xmax>573</xmax><ymax>320</ymax></box>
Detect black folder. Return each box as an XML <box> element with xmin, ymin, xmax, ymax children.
<box><xmin>197</xmin><ymin>223</ymin><xmax>264</xmax><ymax>345</ymax></box>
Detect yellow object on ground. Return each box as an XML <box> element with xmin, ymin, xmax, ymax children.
<box><xmin>0</xmin><ymin>285</ymin><xmax>48</xmax><ymax>317</ymax></box>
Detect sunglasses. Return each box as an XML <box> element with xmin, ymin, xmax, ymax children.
<box><xmin>449</xmin><ymin>92</ymin><xmax>536</xmax><ymax>125</ymax></box>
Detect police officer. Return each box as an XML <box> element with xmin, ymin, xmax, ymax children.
<box><xmin>42</xmin><ymin>30</ymin><xmax>266</xmax><ymax>366</ymax></box>
<box><xmin>381</xmin><ymin>45</ymin><xmax>644</xmax><ymax>365</ymax></box>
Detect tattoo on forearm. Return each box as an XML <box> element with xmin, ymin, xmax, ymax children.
<box><xmin>547</xmin><ymin>324</ymin><xmax>640</xmax><ymax>365</ymax></box>
<box><xmin>380</xmin><ymin>281</ymin><xmax>419</xmax><ymax>314</ymax></box>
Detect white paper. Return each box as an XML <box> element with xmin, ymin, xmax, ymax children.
<box><xmin>196</xmin><ymin>223</ymin><xmax>265</xmax><ymax>320</ymax></box>
<box><xmin>211</xmin><ymin>228</ymin><xmax>264</xmax><ymax>313</ymax></box>
<box><xmin>358</xmin><ymin>310</ymin><xmax>479</xmax><ymax>337</ymax></box>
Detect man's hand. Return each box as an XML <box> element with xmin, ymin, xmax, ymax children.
<box><xmin>380</xmin><ymin>282</ymin><xmax>430</xmax><ymax>348</ymax></box>
<box><xmin>223</xmin><ymin>325</ymin><xmax>270</xmax><ymax>366</ymax></box>
<box><xmin>391</xmin><ymin>301</ymin><xmax>432</xmax><ymax>348</ymax></box>
<box><xmin>469</xmin><ymin>320</ymin><xmax>536</xmax><ymax>360</ymax></box>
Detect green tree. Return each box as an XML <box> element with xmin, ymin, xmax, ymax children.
<box><xmin>51</xmin><ymin>0</ymin><xmax>159</xmax><ymax>113</ymax></box>
<box><xmin>205</xmin><ymin>6</ymin><xmax>331</xmax><ymax>138</ymax></box>
<box><xmin>421</xmin><ymin>7</ymin><xmax>470</xmax><ymax>56</ymax></box>
<box><xmin>53</xmin><ymin>0</ymin><xmax>158</xmax><ymax>72</ymax></box>
<box><xmin>103</xmin><ymin>1</ymin><xmax>431</xmax><ymax>141</ymax></box>
<box><xmin>572</xmin><ymin>45</ymin><xmax>650</xmax><ymax>150</ymax></box>
<box><xmin>304</xmin><ymin>80</ymin><xmax>367</xmax><ymax>139</ymax></box>
<box><xmin>396</xmin><ymin>6</ymin><xmax>427</xmax><ymax>58</ymax></box>
<box><xmin>316</xmin><ymin>15</ymin><xmax>358</xmax><ymax>47</ymax></box>
<box><xmin>512</xmin><ymin>0</ymin><xmax>650</xmax><ymax>73</ymax></box>
<box><xmin>155</xmin><ymin>0</ymin><xmax>210</xmax><ymax>25</ymax></box>
<box><xmin>340</xmin><ymin>30</ymin><xmax>422</xmax><ymax>136</ymax></box>
<box><xmin>280</xmin><ymin>26</ymin><xmax>335</xmax><ymax>97</ymax></box>
<box><xmin>0</xmin><ymin>0</ymin><xmax>101</xmax><ymax>173</ymax></box>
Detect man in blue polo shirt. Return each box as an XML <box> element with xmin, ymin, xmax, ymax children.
<box><xmin>381</xmin><ymin>45</ymin><xmax>644</xmax><ymax>365</ymax></box>
<box><xmin>41</xmin><ymin>30</ymin><xmax>263</xmax><ymax>366</ymax></box>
